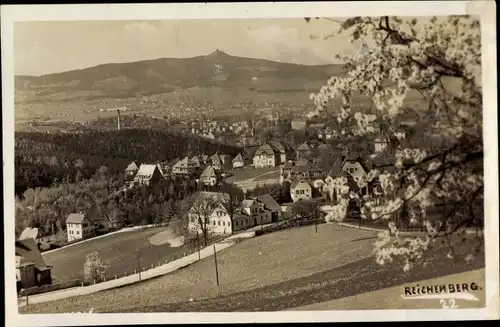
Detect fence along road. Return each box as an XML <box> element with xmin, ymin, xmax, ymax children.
<box><xmin>18</xmin><ymin>232</ymin><xmax>256</xmax><ymax>307</ymax></box>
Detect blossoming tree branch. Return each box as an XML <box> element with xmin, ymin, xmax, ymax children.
<box><xmin>307</xmin><ymin>16</ymin><xmax>483</xmax><ymax>271</ymax></box>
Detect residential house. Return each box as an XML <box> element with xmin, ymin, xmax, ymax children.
<box><xmin>250</xmin><ymin>194</ymin><xmax>282</xmax><ymax>223</ymax></box>
<box><xmin>188</xmin><ymin>192</ymin><xmax>235</xmax><ymax>235</ymax></box>
<box><xmin>287</xmin><ymin>161</ymin><xmax>325</xmax><ymax>182</ymax></box>
<box><xmin>219</xmin><ymin>154</ymin><xmax>233</xmax><ymax>167</ymax></box>
<box><xmin>341</xmin><ymin>153</ymin><xmax>369</xmax><ymax>179</ymax></box>
<box><xmin>15</xmin><ymin>238</ymin><xmax>52</xmax><ymax>290</ymax></box>
<box><xmin>191</xmin><ymin>156</ymin><xmax>202</xmax><ymax>168</ymax></box>
<box><xmin>232</xmin><ymin>153</ymin><xmax>247</xmax><ymax>169</ymax></box>
<box><xmin>201</xmin><ymin>154</ymin><xmax>210</xmax><ymax>165</ymax></box>
<box><xmin>253</xmin><ymin>141</ymin><xmax>293</xmax><ymax>168</ymax></box>
<box><xmin>232</xmin><ymin>147</ymin><xmax>257</xmax><ymax>169</ymax></box>
<box><xmin>235</xmin><ymin>195</ymin><xmax>279</xmax><ymax>228</ymax></box>
<box><xmin>326</xmin><ymin>154</ymin><xmax>371</xmax><ymax>198</ymax></box>
<box><xmin>236</xmin><ymin>199</ymin><xmax>263</xmax><ymax>228</ymax></box>
<box><xmin>374</xmin><ymin>134</ymin><xmax>392</xmax><ymax>153</ymax></box>
<box><xmin>65</xmin><ymin>212</ymin><xmax>101</xmax><ymax>242</ymax></box>
<box><xmin>253</xmin><ymin>143</ymin><xmax>281</xmax><ymax>168</ymax></box>
<box><xmin>209</xmin><ymin>153</ymin><xmax>224</xmax><ymax>170</ymax></box>
<box><xmin>124</xmin><ymin>161</ymin><xmax>139</xmax><ymax>187</ymax></box>
<box><xmin>172</xmin><ymin>157</ymin><xmax>199</xmax><ymax>176</ymax></box>
<box><xmin>295</xmin><ymin>141</ymin><xmax>320</xmax><ymax>160</ymax></box>
<box><xmin>134</xmin><ymin>164</ymin><xmax>164</xmax><ymax>186</ymax></box>
<box><xmin>268</xmin><ymin>140</ymin><xmax>293</xmax><ymax>164</ymax></box>
<box><xmin>124</xmin><ymin>161</ymin><xmax>139</xmax><ymax>176</ymax></box>
<box><xmin>200</xmin><ymin>165</ymin><xmax>220</xmax><ymax>186</ymax></box>
<box><xmin>290</xmin><ymin>179</ymin><xmax>313</xmax><ymax>203</ymax></box>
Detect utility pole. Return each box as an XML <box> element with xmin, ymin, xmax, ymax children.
<box><xmin>137</xmin><ymin>250</ymin><xmax>141</xmax><ymax>282</ymax></box>
<box><xmin>197</xmin><ymin>231</ymin><xmax>201</xmax><ymax>261</ymax></box>
<box><xmin>213</xmin><ymin>245</ymin><xmax>219</xmax><ymax>286</ymax></box>
<box><xmin>314</xmin><ymin>208</ymin><xmax>318</xmax><ymax>234</ymax></box>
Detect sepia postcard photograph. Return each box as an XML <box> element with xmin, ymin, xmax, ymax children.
<box><xmin>2</xmin><ymin>1</ymin><xmax>499</xmax><ymax>325</ymax></box>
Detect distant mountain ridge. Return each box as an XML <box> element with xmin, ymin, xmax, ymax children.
<box><xmin>15</xmin><ymin>50</ymin><xmax>344</xmax><ymax>103</ymax></box>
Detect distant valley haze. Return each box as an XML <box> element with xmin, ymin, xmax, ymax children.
<box><xmin>12</xmin><ymin>19</ymin><xmax>368</xmax><ymax>122</ymax></box>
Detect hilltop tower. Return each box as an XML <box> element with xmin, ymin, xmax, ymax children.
<box><xmin>117</xmin><ymin>109</ymin><xmax>121</xmax><ymax>131</ymax></box>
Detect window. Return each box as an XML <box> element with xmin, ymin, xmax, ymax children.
<box><xmin>300</xmin><ymin>190</ymin><xmax>305</xmax><ymax>195</ymax></box>
<box><xmin>246</xmin><ymin>219</ymin><xmax>248</xmax><ymax>224</ymax></box>
<box><xmin>213</xmin><ymin>220</ymin><xmax>216</xmax><ymax>225</ymax></box>
<box><xmin>223</xmin><ymin>222</ymin><xmax>226</xmax><ymax>226</ymax></box>
<box><xmin>235</xmin><ymin>221</ymin><xmax>238</xmax><ymax>227</ymax></box>
<box><xmin>218</xmin><ymin>221</ymin><xmax>221</xmax><ymax>226</ymax></box>
<box><xmin>76</xmin><ymin>231</ymin><xmax>80</xmax><ymax>235</ymax></box>
<box><xmin>296</xmin><ymin>190</ymin><xmax>300</xmax><ymax>195</ymax></box>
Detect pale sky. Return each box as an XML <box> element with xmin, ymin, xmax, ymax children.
<box><xmin>14</xmin><ymin>18</ymin><xmax>358</xmax><ymax>76</ymax></box>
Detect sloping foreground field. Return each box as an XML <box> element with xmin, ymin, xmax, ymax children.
<box><xmin>290</xmin><ymin>268</ymin><xmax>486</xmax><ymax>310</ymax></box>
<box><xmin>22</xmin><ymin>224</ymin><xmax>484</xmax><ymax>313</ymax></box>
<box><xmin>42</xmin><ymin>227</ymin><xmax>193</xmax><ymax>283</ymax></box>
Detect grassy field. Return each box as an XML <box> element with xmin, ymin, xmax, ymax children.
<box><xmin>21</xmin><ymin>224</ymin><xmax>484</xmax><ymax>313</ymax></box>
<box><xmin>290</xmin><ymin>268</ymin><xmax>486</xmax><ymax>310</ymax></box>
<box><xmin>226</xmin><ymin>167</ymin><xmax>280</xmax><ymax>183</ymax></box>
<box><xmin>253</xmin><ymin>170</ymin><xmax>281</xmax><ymax>181</ymax></box>
<box><xmin>42</xmin><ymin>227</ymin><xmax>200</xmax><ymax>284</ymax></box>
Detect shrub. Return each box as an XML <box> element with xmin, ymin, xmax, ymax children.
<box><xmin>83</xmin><ymin>251</ymin><xmax>109</xmax><ymax>283</ymax></box>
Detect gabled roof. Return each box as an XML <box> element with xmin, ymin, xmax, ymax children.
<box><xmin>125</xmin><ymin>161</ymin><xmax>139</xmax><ymax>172</ymax></box>
<box><xmin>297</xmin><ymin>142</ymin><xmax>311</xmax><ymax>151</ymax></box>
<box><xmin>328</xmin><ymin>157</ymin><xmax>344</xmax><ymax>177</ymax></box>
<box><xmin>253</xmin><ymin>194</ymin><xmax>281</xmax><ymax>212</ymax></box>
<box><xmin>290</xmin><ymin>179</ymin><xmax>311</xmax><ymax>189</ymax></box>
<box><xmin>210</xmin><ymin>153</ymin><xmax>222</xmax><ymax>162</ymax></box>
<box><xmin>136</xmin><ymin>164</ymin><xmax>158</xmax><ymax>179</ymax></box>
<box><xmin>268</xmin><ymin>141</ymin><xmax>286</xmax><ymax>154</ymax></box>
<box><xmin>240</xmin><ymin>199</ymin><xmax>256</xmax><ymax>208</ymax></box>
<box><xmin>243</xmin><ymin>146</ymin><xmax>259</xmax><ymax>157</ymax></box>
<box><xmin>200</xmin><ymin>165</ymin><xmax>217</xmax><ymax>178</ymax></box>
<box><xmin>173</xmin><ymin>157</ymin><xmax>190</xmax><ymax>168</ymax></box>
<box><xmin>15</xmin><ymin>238</ymin><xmax>51</xmax><ymax>270</ymax></box>
<box><xmin>66</xmin><ymin>213</ymin><xmax>87</xmax><ymax>224</ymax></box>
<box><xmin>255</xmin><ymin>143</ymin><xmax>276</xmax><ymax>156</ymax></box>
<box><xmin>192</xmin><ymin>191</ymin><xmax>230</xmax><ymax>207</ymax></box>
<box><xmin>290</xmin><ymin>161</ymin><xmax>324</xmax><ymax>175</ymax></box>
<box><xmin>232</xmin><ymin>153</ymin><xmax>244</xmax><ymax>162</ymax></box>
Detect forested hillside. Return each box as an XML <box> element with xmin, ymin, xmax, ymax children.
<box><xmin>15</xmin><ymin>129</ymin><xmax>241</xmax><ymax>195</ymax></box>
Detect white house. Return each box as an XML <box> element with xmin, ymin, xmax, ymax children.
<box><xmin>200</xmin><ymin>165</ymin><xmax>219</xmax><ymax>186</ymax></box>
<box><xmin>341</xmin><ymin>156</ymin><xmax>367</xmax><ymax>179</ymax></box>
<box><xmin>374</xmin><ymin>135</ymin><xmax>391</xmax><ymax>153</ymax></box>
<box><xmin>188</xmin><ymin>192</ymin><xmax>234</xmax><ymax>235</ymax></box>
<box><xmin>134</xmin><ymin>164</ymin><xmax>164</xmax><ymax>186</ymax></box>
<box><xmin>253</xmin><ymin>143</ymin><xmax>280</xmax><ymax>168</ymax></box>
<box><xmin>172</xmin><ymin>157</ymin><xmax>199</xmax><ymax>175</ymax></box>
<box><xmin>65</xmin><ymin>213</ymin><xmax>99</xmax><ymax>242</ymax></box>
<box><xmin>290</xmin><ymin>179</ymin><xmax>313</xmax><ymax>203</ymax></box>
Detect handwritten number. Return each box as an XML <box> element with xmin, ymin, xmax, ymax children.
<box><xmin>440</xmin><ymin>299</ymin><xmax>458</xmax><ymax>309</ymax></box>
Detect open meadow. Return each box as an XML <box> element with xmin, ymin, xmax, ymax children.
<box><xmin>226</xmin><ymin>167</ymin><xmax>280</xmax><ymax>183</ymax></box>
<box><xmin>42</xmin><ymin>227</ymin><xmax>199</xmax><ymax>284</ymax></box>
<box><xmin>21</xmin><ymin>224</ymin><xmax>484</xmax><ymax>313</ymax></box>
